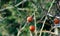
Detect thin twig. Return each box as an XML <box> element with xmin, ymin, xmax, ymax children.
<box><xmin>17</xmin><ymin>8</ymin><xmax>36</xmax><ymax>12</ymax></box>
<box><xmin>39</xmin><ymin>0</ymin><xmax>55</xmax><ymax>36</ymax></box>
<box><xmin>0</xmin><ymin>0</ymin><xmax>27</xmax><ymax>11</ymax></box>
<box><xmin>39</xmin><ymin>16</ymin><xmax>47</xmax><ymax>36</ymax></box>
<box><xmin>34</xmin><ymin>11</ymin><xmax>37</xmax><ymax>36</ymax></box>
<box><xmin>48</xmin><ymin>0</ymin><xmax>55</xmax><ymax>13</ymax></box>
<box><xmin>41</xmin><ymin>31</ymin><xmax>55</xmax><ymax>35</ymax></box>
<box><xmin>32</xmin><ymin>2</ymin><xmax>37</xmax><ymax>36</ymax></box>
<box><xmin>15</xmin><ymin>0</ymin><xmax>27</xmax><ymax>7</ymax></box>
<box><xmin>37</xmin><ymin>30</ymin><xmax>57</xmax><ymax>35</ymax></box>
<box><xmin>17</xmin><ymin>22</ymin><xmax>27</xmax><ymax>36</ymax></box>
<box><xmin>30</xmin><ymin>31</ymin><xmax>33</xmax><ymax>36</ymax></box>
<box><xmin>0</xmin><ymin>6</ymin><xmax>14</xmax><ymax>11</ymax></box>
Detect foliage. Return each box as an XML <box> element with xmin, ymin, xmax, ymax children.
<box><xmin>0</xmin><ymin>0</ymin><xmax>60</xmax><ymax>36</ymax></box>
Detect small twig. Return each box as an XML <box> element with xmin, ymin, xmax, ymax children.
<box><xmin>48</xmin><ymin>0</ymin><xmax>55</xmax><ymax>13</ymax></box>
<box><xmin>32</xmin><ymin>2</ymin><xmax>37</xmax><ymax>36</ymax></box>
<box><xmin>54</xmin><ymin>27</ymin><xmax>58</xmax><ymax>35</ymax></box>
<box><xmin>37</xmin><ymin>30</ymin><xmax>56</xmax><ymax>35</ymax></box>
<box><xmin>34</xmin><ymin>11</ymin><xmax>37</xmax><ymax>36</ymax></box>
<box><xmin>0</xmin><ymin>0</ymin><xmax>27</xmax><ymax>11</ymax></box>
<box><xmin>0</xmin><ymin>6</ymin><xmax>14</xmax><ymax>11</ymax></box>
<box><xmin>42</xmin><ymin>31</ymin><xmax>55</xmax><ymax>35</ymax></box>
<box><xmin>17</xmin><ymin>8</ymin><xmax>36</xmax><ymax>12</ymax></box>
<box><xmin>49</xmin><ymin>25</ymin><xmax>53</xmax><ymax>36</ymax></box>
<box><xmin>40</xmin><ymin>15</ymin><xmax>45</xmax><ymax>20</ymax></box>
<box><xmin>30</xmin><ymin>31</ymin><xmax>33</xmax><ymax>36</ymax></box>
<box><xmin>39</xmin><ymin>0</ymin><xmax>55</xmax><ymax>36</ymax></box>
<box><xmin>39</xmin><ymin>16</ymin><xmax>47</xmax><ymax>36</ymax></box>
<box><xmin>17</xmin><ymin>22</ymin><xmax>27</xmax><ymax>36</ymax></box>
<box><xmin>37</xmin><ymin>20</ymin><xmax>51</xmax><ymax>26</ymax></box>
<box><xmin>15</xmin><ymin>0</ymin><xmax>27</xmax><ymax>7</ymax></box>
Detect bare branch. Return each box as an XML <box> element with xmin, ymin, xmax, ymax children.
<box><xmin>39</xmin><ymin>0</ymin><xmax>55</xmax><ymax>36</ymax></box>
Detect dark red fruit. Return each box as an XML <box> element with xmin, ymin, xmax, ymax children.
<box><xmin>29</xmin><ymin>25</ymin><xmax>35</xmax><ymax>32</ymax></box>
<box><xmin>27</xmin><ymin>16</ymin><xmax>33</xmax><ymax>22</ymax></box>
<box><xmin>54</xmin><ymin>18</ymin><xmax>59</xmax><ymax>24</ymax></box>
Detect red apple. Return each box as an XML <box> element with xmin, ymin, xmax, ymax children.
<box><xmin>29</xmin><ymin>25</ymin><xmax>35</xmax><ymax>32</ymax></box>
